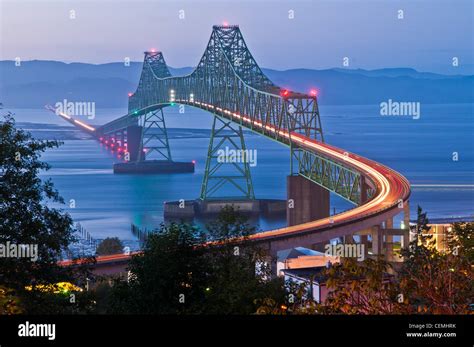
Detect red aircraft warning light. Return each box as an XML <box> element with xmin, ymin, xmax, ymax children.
<box><xmin>128</xmin><ymin>92</ymin><xmax>133</xmax><ymax>97</ymax></box>
<box><xmin>310</xmin><ymin>89</ymin><xmax>318</xmax><ymax>97</ymax></box>
<box><xmin>281</xmin><ymin>90</ymin><xmax>289</xmax><ymax>98</ymax></box>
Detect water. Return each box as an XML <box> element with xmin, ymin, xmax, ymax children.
<box><xmin>7</xmin><ymin>103</ymin><xmax>474</xmax><ymax>240</ymax></box>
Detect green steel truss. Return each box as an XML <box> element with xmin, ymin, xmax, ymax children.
<box><xmin>138</xmin><ymin>108</ymin><xmax>172</xmax><ymax>161</ymax></box>
<box><xmin>292</xmin><ymin>149</ymin><xmax>375</xmax><ymax>205</ymax></box>
<box><xmin>200</xmin><ymin>115</ymin><xmax>255</xmax><ymax>200</ymax></box>
<box><xmin>97</xmin><ymin>25</ymin><xmax>374</xmax><ymax>205</ymax></box>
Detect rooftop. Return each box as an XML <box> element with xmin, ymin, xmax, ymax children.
<box><xmin>277</xmin><ymin>247</ymin><xmax>325</xmax><ymax>262</ymax></box>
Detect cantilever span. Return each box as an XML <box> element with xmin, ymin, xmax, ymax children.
<box><xmin>54</xmin><ymin>24</ymin><xmax>411</xmax><ymax>258</ymax></box>
<box><xmin>127</xmin><ymin>25</ymin><xmax>372</xmax><ymax>205</ymax></box>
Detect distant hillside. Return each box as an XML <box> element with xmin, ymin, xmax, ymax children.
<box><xmin>0</xmin><ymin>60</ymin><xmax>472</xmax><ymax>108</ymax></box>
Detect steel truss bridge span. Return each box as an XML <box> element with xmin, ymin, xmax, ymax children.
<box><xmin>58</xmin><ymin>25</ymin><xmax>411</xmax><ymax>253</ymax></box>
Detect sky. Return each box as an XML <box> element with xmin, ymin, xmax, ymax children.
<box><xmin>0</xmin><ymin>0</ymin><xmax>473</xmax><ymax>74</ymax></box>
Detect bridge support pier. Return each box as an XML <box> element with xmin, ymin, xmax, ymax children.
<box><xmin>371</xmin><ymin>226</ymin><xmax>383</xmax><ymax>256</ymax></box>
<box><xmin>359</xmin><ymin>234</ymin><xmax>369</xmax><ymax>259</ymax></box>
<box><xmin>125</xmin><ymin>125</ymin><xmax>143</xmax><ymax>162</ymax></box>
<box><xmin>403</xmin><ymin>201</ymin><xmax>411</xmax><ymax>247</ymax></box>
<box><xmin>112</xmin><ymin>109</ymin><xmax>194</xmax><ymax>174</ymax></box>
<box><xmin>287</xmin><ymin>175</ymin><xmax>329</xmax><ymax>226</ymax></box>
<box><xmin>385</xmin><ymin>218</ymin><xmax>394</xmax><ymax>261</ymax></box>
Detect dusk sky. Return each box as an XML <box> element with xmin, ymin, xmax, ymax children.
<box><xmin>1</xmin><ymin>0</ymin><xmax>473</xmax><ymax>74</ymax></box>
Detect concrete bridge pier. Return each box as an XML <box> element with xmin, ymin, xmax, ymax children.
<box><xmin>359</xmin><ymin>234</ymin><xmax>369</xmax><ymax>259</ymax></box>
<box><xmin>113</xmin><ymin>124</ymin><xmax>194</xmax><ymax>174</ymax></box>
<box><xmin>116</xmin><ymin>129</ymin><xmax>125</xmax><ymax>148</ymax></box>
<box><xmin>371</xmin><ymin>225</ymin><xmax>383</xmax><ymax>256</ymax></box>
<box><xmin>125</xmin><ymin>125</ymin><xmax>143</xmax><ymax>162</ymax></box>
<box><xmin>384</xmin><ymin>218</ymin><xmax>394</xmax><ymax>261</ymax></box>
<box><xmin>368</xmin><ymin>202</ymin><xmax>410</xmax><ymax>262</ymax></box>
<box><xmin>402</xmin><ymin>201</ymin><xmax>411</xmax><ymax>247</ymax></box>
<box><xmin>113</xmin><ymin>123</ymin><xmax>195</xmax><ymax>174</ymax></box>
<box><xmin>286</xmin><ymin>175</ymin><xmax>330</xmax><ymax>226</ymax></box>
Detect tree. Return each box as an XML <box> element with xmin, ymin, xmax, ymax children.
<box><xmin>107</xmin><ymin>222</ymin><xmax>210</xmax><ymax>314</ymax></box>
<box><xmin>96</xmin><ymin>237</ymin><xmax>124</xmax><ymax>256</ymax></box>
<box><xmin>397</xmin><ymin>207</ymin><xmax>473</xmax><ymax>314</ymax></box>
<box><xmin>202</xmin><ymin>206</ymin><xmax>285</xmax><ymax>314</ymax></box>
<box><xmin>292</xmin><ymin>207</ymin><xmax>473</xmax><ymax>315</ymax></box>
<box><xmin>0</xmin><ymin>113</ymin><xmax>86</xmax><ymax>313</ymax></box>
<box><xmin>316</xmin><ymin>257</ymin><xmax>400</xmax><ymax>314</ymax></box>
<box><xmin>0</xmin><ymin>285</ymin><xmax>23</xmax><ymax>314</ymax></box>
<box><xmin>107</xmin><ymin>207</ymin><xmax>285</xmax><ymax>314</ymax></box>
<box><xmin>447</xmin><ymin>222</ymin><xmax>474</xmax><ymax>263</ymax></box>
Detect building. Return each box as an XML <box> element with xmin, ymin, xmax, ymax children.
<box><xmin>276</xmin><ymin>247</ymin><xmax>339</xmax><ymax>277</ymax></box>
<box><xmin>282</xmin><ymin>267</ymin><xmax>329</xmax><ymax>303</ymax></box>
<box><xmin>277</xmin><ymin>247</ymin><xmax>339</xmax><ymax>303</ymax></box>
<box><xmin>425</xmin><ymin>224</ymin><xmax>453</xmax><ymax>252</ymax></box>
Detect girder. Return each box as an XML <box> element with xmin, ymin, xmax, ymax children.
<box><xmin>96</xmin><ymin>113</ymin><xmax>138</xmax><ymax>136</ymax></box>
<box><xmin>292</xmin><ymin>148</ymin><xmax>374</xmax><ymax>205</ymax></box>
<box><xmin>144</xmin><ymin>51</ymin><xmax>172</xmax><ymax>78</ymax></box>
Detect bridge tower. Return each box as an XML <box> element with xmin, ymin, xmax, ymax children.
<box><xmin>285</xmin><ymin>92</ymin><xmax>330</xmax><ymax>225</ymax></box>
<box><xmin>138</xmin><ymin>107</ymin><xmax>172</xmax><ymax>162</ymax></box>
<box><xmin>200</xmin><ymin>115</ymin><xmax>255</xmax><ymax>200</ymax></box>
<box><xmin>196</xmin><ymin>25</ymin><xmax>271</xmax><ymax>214</ymax></box>
<box><xmin>102</xmin><ymin>51</ymin><xmax>195</xmax><ymax>174</ymax></box>
<box><xmin>133</xmin><ymin>51</ymin><xmax>173</xmax><ymax>163</ymax></box>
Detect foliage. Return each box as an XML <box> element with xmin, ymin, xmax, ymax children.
<box><xmin>397</xmin><ymin>207</ymin><xmax>474</xmax><ymax>314</ymax></box>
<box><xmin>311</xmin><ymin>206</ymin><xmax>473</xmax><ymax>315</ymax></box>
<box><xmin>96</xmin><ymin>237</ymin><xmax>124</xmax><ymax>256</ymax></box>
<box><xmin>108</xmin><ymin>222</ymin><xmax>209</xmax><ymax>314</ymax></box>
<box><xmin>202</xmin><ymin>206</ymin><xmax>285</xmax><ymax>314</ymax></box>
<box><xmin>0</xmin><ymin>113</ymin><xmax>94</xmax><ymax>313</ymax></box>
<box><xmin>0</xmin><ymin>285</ymin><xmax>23</xmax><ymax>314</ymax></box>
<box><xmin>315</xmin><ymin>257</ymin><xmax>399</xmax><ymax>314</ymax></box>
<box><xmin>107</xmin><ymin>206</ymin><xmax>285</xmax><ymax>314</ymax></box>
<box><xmin>448</xmin><ymin>222</ymin><xmax>474</xmax><ymax>263</ymax></box>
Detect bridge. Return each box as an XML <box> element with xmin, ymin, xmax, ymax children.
<box><xmin>55</xmin><ymin>25</ymin><xmax>411</xmax><ymax>273</ymax></box>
